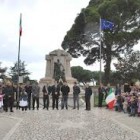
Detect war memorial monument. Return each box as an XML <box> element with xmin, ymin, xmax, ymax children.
<box><xmin>39</xmin><ymin>49</ymin><xmax>77</xmax><ymax>92</ymax></box>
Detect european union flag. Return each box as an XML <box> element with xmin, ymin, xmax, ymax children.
<box><xmin>101</xmin><ymin>19</ymin><xmax>114</xmax><ymax>30</ymax></box>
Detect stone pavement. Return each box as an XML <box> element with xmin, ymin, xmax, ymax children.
<box><xmin>0</xmin><ymin>107</ymin><xmax>140</xmax><ymax>140</ymax></box>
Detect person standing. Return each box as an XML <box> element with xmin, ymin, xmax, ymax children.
<box><xmin>98</xmin><ymin>83</ymin><xmax>106</xmax><ymax>107</ymax></box>
<box><xmin>85</xmin><ymin>84</ymin><xmax>92</xmax><ymax>111</ymax></box>
<box><xmin>73</xmin><ymin>82</ymin><xmax>80</xmax><ymax>110</ymax></box>
<box><xmin>115</xmin><ymin>84</ymin><xmax>121</xmax><ymax>95</ymax></box>
<box><xmin>25</xmin><ymin>82</ymin><xmax>32</xmax><ymax>110</ymax></box>
<box><xmin>51</xmin><ymin>81</ymin><xmax>60</xmax><ymax>110</ymax></box>
<box><xmin>13</xmin><ymin>84</ymin><xmax>22</xmax><ymax>110</ymax></box>
<box><xmin>3</xmin><ymin>81</ymin><xmax>14</xmax><ymax>112</ymax></box>
<box><xmin>19</xmin><ymin>87</ymin><xmax>28</xmax><ymax>111</ymax></box>
<box><xmin>61</xmin><ymin>81</ymin><xmax>70</xmax><ymax>110</ymax></box>
<box><xmin>0</xmin><ymin>85</ymin><xmax>4</xmax><ymax>111</ymax></box>
<box><xmin>42</xmin><ymin>83</ymin><xmax>51</xmax><ymax>110</ymax></box>
<box><xmin>32</xmin><ymin>83</ymin><xmax>40</xmax><ymax>110</ymax></box>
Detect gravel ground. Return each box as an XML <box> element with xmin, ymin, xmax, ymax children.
<box><xmin>0</xmin><ymin>107</ymin><xmax>140</xmax><ymax>140</ymax></box>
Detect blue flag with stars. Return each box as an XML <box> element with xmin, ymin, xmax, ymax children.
<box><xmin>101</xmin><ymin>19</ymin><xmax>114</xmax><ymax>30</ymax></box>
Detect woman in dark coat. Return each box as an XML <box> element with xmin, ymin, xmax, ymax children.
<box><xmin>3</xmin><ymin>81</ymin><xmax>14</xmax><ymax>112</ymax></box>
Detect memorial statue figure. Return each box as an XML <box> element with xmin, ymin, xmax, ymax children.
<box><xmin>53</xmin><ymin>59</ymin><xmax>65</xmax><ymax>82</ymax></box>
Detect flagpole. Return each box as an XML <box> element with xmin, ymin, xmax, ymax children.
<box><xmin>17</xmin><ymin>13</ymin><xmax>22</xmax><ymax>105</ymax></box>
<box><xmin>99</xmin><ymin>18</ymin><xmax>102</xmax><ymax>85</ymax></box>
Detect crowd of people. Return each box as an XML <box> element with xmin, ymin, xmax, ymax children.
<box><xmin>98</xmin><ymin>82</ymin><xmax>140</xmax><ymax>117</ymax></box>
<box><xmin>0</xmin><ymin>80</ymin><xmax>93</xmax><ymax>112</ymax></box>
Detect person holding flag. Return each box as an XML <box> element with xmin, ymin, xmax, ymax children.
<box><xmin>105</xmin><ymin>88</ymin><xmax>116</xmax><ymax>109</ymax></box>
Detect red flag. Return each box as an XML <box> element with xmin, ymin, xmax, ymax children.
<box><xmin>19</xmin><ymin>13</ymin><xmax>22</xmax><ymax>36</ymax></box>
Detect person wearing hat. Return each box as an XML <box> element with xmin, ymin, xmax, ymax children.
<box><xmin>3</xmin><ymin>81</ymin><xmax>14</xmax><ymax>112</ymax></box>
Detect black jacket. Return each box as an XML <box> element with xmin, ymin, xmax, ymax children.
<box><xmin>3</xmin><ymin>85</ymin><xmax>14</xmax><ymax>99</ymax></box>
<box><xmin>42</xmin><ymin>86</ymin><xmax>52</xmax><ymax>95</ymax></box>
<box><xmin>25</xmin><ymin>86</ymin><xmax>32</xmax><ymax>96</ymax></box>
<box><xmin>61</xmin><ymin>85</ymin><xmax>70</xmax><ymax>96</ymax></box>
<box><xmin>73</xmin><ymin>85</ymin><xmax>80</xmax><ymax>96</ymax></box>
<box><xmin>51</xmin><ymin>85</ymin><xmax>60</xmax><ymax>96</ymax></box>
<box><xmin>85</xmin><ymin>87</ymin><xmax>92</xmax><ymax>97</ymax></box>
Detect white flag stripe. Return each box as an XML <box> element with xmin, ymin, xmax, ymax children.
<box><xmin>106</xmin><ymin>92</ymin><xmax>115</xmax><ymax>104</ymax></box>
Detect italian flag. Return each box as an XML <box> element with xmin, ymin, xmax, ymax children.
<box><xmin>19</xmin><ymin>13</ymin><xmax>22</xmax><ymax>36</ymax></box>
<box><xmin>105</xmin><ymin>88</ymin><xmax>115</xmax><ymax>109</ymax></box>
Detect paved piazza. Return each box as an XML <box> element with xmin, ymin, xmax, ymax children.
<box><xmin>0</xmin><ymin>107</ymin><xmax>140</xmax><ymax>140</ymax></box>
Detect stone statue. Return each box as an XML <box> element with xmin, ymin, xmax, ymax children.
<box><xmin>53</xmin><ymin>59</ymin><xmax>65</xmax><ymax>82</ymax></box>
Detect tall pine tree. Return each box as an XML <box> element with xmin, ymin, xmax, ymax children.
<box><xmin>62</xmin><ymin>0</ymin><xmax>140</xmax><ymax>84</ymax></box>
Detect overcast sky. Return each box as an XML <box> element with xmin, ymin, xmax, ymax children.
<box><xmin>0</xmin><ymin>0</ymin><xmax>139</xmax><ymax>81</ymax></box>
<box><xmin>0</xmin><ymin>0</ymin><xmax>93</xmax><ymax>81</ymax></box>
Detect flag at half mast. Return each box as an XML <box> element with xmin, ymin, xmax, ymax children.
<box><xmin>19</xmin><ymin>13</ymin><xmax>22</xmax><ymax>36</ymax></box>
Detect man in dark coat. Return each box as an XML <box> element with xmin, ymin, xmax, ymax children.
<box><xmin>51</xmin><ymin>81</ymin><xmax>60</xmax><ymax>110</ymax></box>
<box><xmin>85</xmin><ymin>84</ymin><xmax>92</xmax><ymax>111</ymax></box>
<box><xmin>3</xmin><ymin>81</ymin><xmax>14</xmax><ymax>112</ymax></box>
<box><xmin>73</xmin><ymin>82</ymin><xmax>80</xmax><ymax>110</ymax></box>
<box><xmin>42</xmin><ymin>83</ymin><xmax>51</xmax><ymax>110</ymax></box>
<box><xmin>25</xmin><ymin>82</ymin><xmax>32</xmax><ymax>110</ymax></box>
<box><xmin>61</xmin><ymin>81</ymin><xmax>70</xmax><ymax>110</ymax></box>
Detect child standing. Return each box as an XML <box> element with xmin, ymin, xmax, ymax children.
<box><xmin>123</xmin><ymin>96</ymin><xmax>128</xmax><ymax>113</ymax></box>
<box><xmin>19</xmin><ymin>88</ymin><xmax>28</xmax><ymax>111</ymax></box>
<box><xmin>129</xmin><ymin>96</ymin><xmax>137</xmax><ymax>117</ymax></box>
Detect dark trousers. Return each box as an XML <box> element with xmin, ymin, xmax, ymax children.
<box><xmin>73</xmin><ymin>95</ymin><xmax>79</xmax><ymax>109</ymax></box>
<box><xmin>22</xmin><ymin>106</ymin><xmax>27</xmax><ymax>111</ymax></box>
<box><xmin>61</xmin><ymin>96</ymin><xmax>68</xmax><ymax>109</ymax></box>
<box><xmin>43</xmin><ymin>95</ymin><xmax>49</xmax><ymax>109</ymax></box>
<box><xmin>98</xmin><ymin>93</ymin><xmax>104</xmax><ymax>107</ymax></box>
<box><xmin>28</xmin><ymin>95</ymin><xmax>31</xmax><ymax>110</ymax></box>
<box><xmin>85</xmin><ymin>96</ymin><xmax>91</xmax><ymax>110</ymax></box>
<box><xmin>52</xmin><ymin>95</ymin><xmax>59</xmax><ymax>109</ymax></box>
<box><xmin>3</xmin><ymin>97</ymin><xmax>14</xmax><ymax>112</ymax></box>
<box><xmin>32</xmin><ymin>96</ymin><xmax>39</xmax><ymax>109</ymax></box>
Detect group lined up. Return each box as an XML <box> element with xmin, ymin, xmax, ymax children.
<box><xmin>0</xmin><ymin>81</ymin><xmax>93</xmax><ymax>112</ymax></box>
